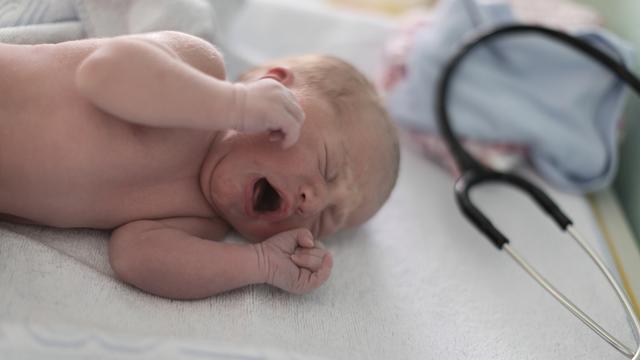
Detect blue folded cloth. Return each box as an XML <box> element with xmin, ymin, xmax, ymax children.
<box><xmin>387</xmin><ymin>0</ymin><xmax>636</xmax><ymax>193</ymax></box>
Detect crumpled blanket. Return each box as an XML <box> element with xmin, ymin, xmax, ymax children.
<box><xmin>385</xmin><ymin>0</ymin><xmax>636</xmax><ymax>193</ymax></box>
<box><xmin>0</xmin><ymin>0</ymin><xmax>251</xmax><ymax>78</ymax></box>
<box><xmin>0</xmin><ymin>0</ymin><xmax>215</xmax><ymax>43</ymax></box>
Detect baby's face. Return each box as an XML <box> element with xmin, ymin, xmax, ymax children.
<box><xmin>204</xmin><ymin>95</ymin><xmax>387</xmax><ymax>242</ymax></box>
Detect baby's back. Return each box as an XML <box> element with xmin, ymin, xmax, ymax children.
<box><xmin>0</xmin><ymin>40</ymin><xmax>215</xmax><ymax>228</ymax></box>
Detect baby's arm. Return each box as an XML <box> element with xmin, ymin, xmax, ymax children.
<box><xmin>109</xmin><ymin>218</ymin><xmax>332</xmax><ymax>299</ymax></box>
<box><xmin>75</xmin><ymin>31</ymin><xmax>304</xmax><ymax>147</ymax></box>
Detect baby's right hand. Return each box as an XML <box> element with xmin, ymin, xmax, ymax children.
<box><xmin>232</xmin><ymin>79</ymin><xmax>305</xmax><ymax>148</ymax></box>
<box><xmin>254</xmin><ymin>228</ymin><xmax>332</xmax><ymax>294</ymax></box>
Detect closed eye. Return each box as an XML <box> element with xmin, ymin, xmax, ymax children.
<box><xmin>324</xmin><ymin>143</ymin><xmax>340</xmax><ymax>183</ymax></box>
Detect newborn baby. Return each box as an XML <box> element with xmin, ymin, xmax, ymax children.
<box><xmin>0</xmin><ymin>31</ymin><xmax>399</xmax><ymax>299</ymax></box>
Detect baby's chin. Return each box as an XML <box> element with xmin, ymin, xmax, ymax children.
<box><xmin>232</xmin><ymin>215</ymin><xmax>346</xmax><ymax>242</ymax></box>
<box><xmin>233</xmin><ymin>224</ymin><xmax>280</xmax><ymax>243</ymax></box>
<box><xmin>235</xmin><ymin>223</ymin><xmax>322</xmax><ymax>243</ymax></box>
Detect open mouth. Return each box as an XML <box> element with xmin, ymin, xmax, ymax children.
<box><xmin>253</xmin><ymin>177</ymin><xmax>282</xmax><ymax>213</ymax></box>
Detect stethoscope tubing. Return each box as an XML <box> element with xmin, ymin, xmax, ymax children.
<box><xmin>435</xmin><ymin>24</ymin><xmax>640</xmax><ymax>359</ymax></box>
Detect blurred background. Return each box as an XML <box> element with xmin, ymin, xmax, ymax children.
<box><xmin>573</xmin><ymin>0</ymin><xmax>640</xmax><ymax>247</ymax></box>
<box><xmin>326</xmin><ymin>0</ymin><xmax>640</xmax><ymax>246</ymax></box>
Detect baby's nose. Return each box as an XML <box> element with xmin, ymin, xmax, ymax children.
<box><xmin>296</xmin><ymin>184</ymin><xmax>326</xmax><ymax>217</ymax></box>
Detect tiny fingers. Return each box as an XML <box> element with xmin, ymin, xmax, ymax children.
<box><xmin>268</xmin><ymin>129</ymin><xmax>284</xmax><ymax>142</ymax></box>
<box><xmin>309</xmin><ymin>252</ymin><xmax>333</xmax><ymax>286</ymax></box>
<box><xmin>291</xmin><ymin>248</ymin><xmax>327</xmax><ymax>271</ymax></box>
<box><xmin>284</xmin><ymin>94</ymin><xmax>305</xmax><ymax>123</ymax></box>
<box><xmin>280</xmin><ymin>122</ymin><xmax>301</xmax><ymax>148</ymax></box>
<box><xmin>280</xmin><ymin>92</ymin><xmax>304</xmax><ymax>149</ymax></box>
<box><xmin>290</xmin><ymin>252</ymin><xmax>333</xmax><ymax>295</ymax></box>
<box><xmin>294</xmin><ymin>228</ymin><xmax>314</xmax><ymax>248</ymax></box>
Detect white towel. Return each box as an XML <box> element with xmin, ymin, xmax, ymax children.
<box><xmin>0</xmin><ymin>0</ymin><xmax>217</xmax><ymax>44</ymax></box>
<box><xmin>0</xmin><ymin>0</ymin><xmax>254</xmax><ymax>79</ymax></box>
<box><xmin>0</xmin><ymin>147</ymin><xmax>634</xmax><ymax>360</ymax></box>
<box><xmin>0</xmin><ymin>2</ymin><xmax>635</xmax><ymax>359</ymax></box>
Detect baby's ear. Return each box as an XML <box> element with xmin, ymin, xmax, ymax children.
<box><xmin>261</xmin><ymin>67</ymin><xmax>294</xmax><ymax>86</ymax></box>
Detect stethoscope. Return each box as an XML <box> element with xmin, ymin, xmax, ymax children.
<box><xmin>436</xmin><ymin>24</ymin><xmax>640</xmax><ymax>359</ymax></box>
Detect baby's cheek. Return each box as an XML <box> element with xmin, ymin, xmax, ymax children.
<box><xmin>320</xmin><ymin>226</ymin><xmax>341</xmax><ymax>240</ymax></box>
<box><xmin>232</xmin><ymin>222</ymin><xmax>272</xmax><ymax>243</ymax></box>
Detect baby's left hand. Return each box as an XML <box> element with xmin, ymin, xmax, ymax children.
<box><xmin>254</xmin><ymin>228</ymin><xmax>333</xmax><ymax>294</ymax></box>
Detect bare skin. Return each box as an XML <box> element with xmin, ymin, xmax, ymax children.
<box><xmin>0</xmin><ymin>31</ymin><xmax>385</xmax><ymax>299</ymax></box>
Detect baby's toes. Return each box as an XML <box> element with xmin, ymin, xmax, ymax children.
<box><xmin>291</xmin><ymin>248</ymin><xmax>327</xmax><ymax>271</ymax></box>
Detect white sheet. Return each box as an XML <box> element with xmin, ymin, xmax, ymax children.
<box><xmin>1</xmin><ymin>1</ymin><xmax>635</xmax><ymax>359</ymax></box>
<box><xmin>1</xmin><ymin>145</ymin><xmax>634</xmax><ymax>359</ymax></box>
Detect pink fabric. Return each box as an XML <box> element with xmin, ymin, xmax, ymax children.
<box><xmin>406</xmin><ymin>131</ymin><xmax>526</xmax><ymax>176</ymax></box>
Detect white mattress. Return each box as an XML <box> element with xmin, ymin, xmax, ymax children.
<box><xmin>1</xmin><ymin>1</ymin><xmax>636</xmax><ymax>359</ymax></box>
<box><xmin>1</xmin><ymin>145</ymin><xmax>634</xmax><ymax>359</ymax></box>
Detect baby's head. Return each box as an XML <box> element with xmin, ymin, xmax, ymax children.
<box><xmin>205</xmin><ymin>55</ymin><xmax>399</xmax><ymax>241</ymax></box>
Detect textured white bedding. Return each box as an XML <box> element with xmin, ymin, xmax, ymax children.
<box><xmin>0</xmin><ymin>146</ymin><xmax>635</xmax><ymax>359</ymax></box>
<box><xmin>0</xmin><ymin>1</ymin><xmax>636</xmax><ymax>359</ymax></box>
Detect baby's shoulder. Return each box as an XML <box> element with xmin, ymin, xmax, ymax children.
<box><xmin>138</xmin><ymin>31</ymin><xmax>226</xmax><ymax>80</ymax></box>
